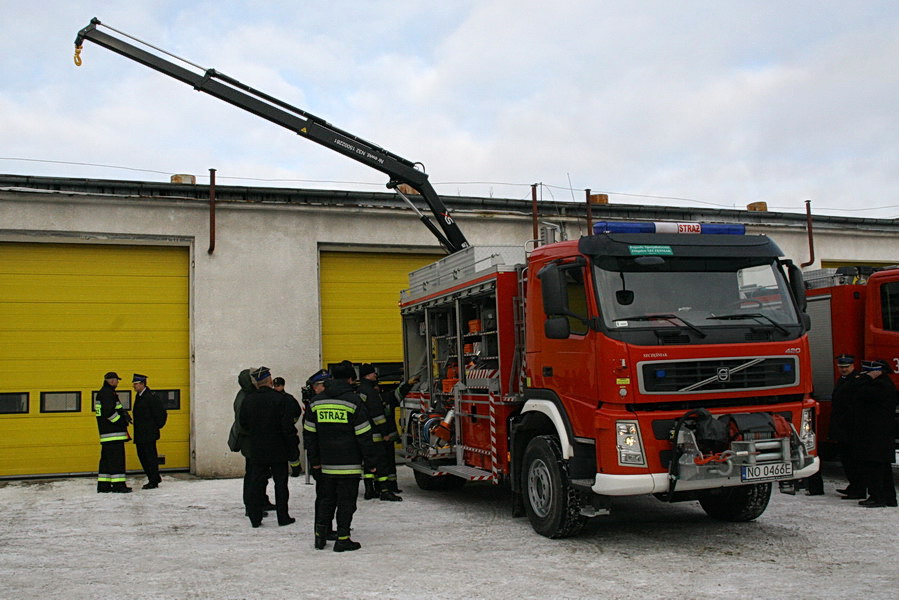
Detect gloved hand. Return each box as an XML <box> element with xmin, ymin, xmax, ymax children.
<box><xmin>408</xmin><ymin>376</ymin><xmax>421</xmax><ymax>385</ymax></box>
<box><xmin>290</xmin><ymin>464</ymin><xmax>302</xmax><ymax>477</ymax></box>
<box><xmin>311</xmin><ymin>466</ymin><xmax>321</xmax><ymax>480</ymax></box>
<box><xmin>121</xmin><ymin>411</ymin><xmax>132</xmax><ymax>426</ymax></box>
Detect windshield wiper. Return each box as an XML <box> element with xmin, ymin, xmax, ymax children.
<box><xmin>617</xmin><ymin>313</ymin><xmax>706</xmax><ymax>338</ymax></box>
<box><xmin>707</xmin><ymin>313</ymin><xmax>789</xmax><ymax>335</ymax></box>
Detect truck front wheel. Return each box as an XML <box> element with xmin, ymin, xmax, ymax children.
<box><xmin>698</xmin><ymin>483</ymin><xmax>772</xmax><ymax>522</ymax></box>
<box><xmin>522</xmin><ymin>435</ymin><xmax>586</xmax><ymax>538</ymax></box>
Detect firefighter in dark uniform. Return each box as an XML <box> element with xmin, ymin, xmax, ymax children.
<box><xmin>131</xmin><ymin>373</ymin><xmax>168</xmax><ymax>490</ymax></box>
<box><xmin>829</xmin><ymin>354</ymin><xmax>866</xmax><ymax>499</ymax></box>
<box><xmin>304</xmin><ymin>361</ymin><xmax>383</xmax><ymax>551</ymax></box>
<box><xmin>379</xmin><ymin>371</ymin><xmax>421</xmax><ymax>495</ymax></box>
<box><xmin>854</xmin><ymin>360</ymin><xmax>898</xmax><ymax>507</ymax></box>
<box><xmin>239</xmin><ymin>366</ymin><xmax>302</xmax><ymax>527</ymax></box>
<box><xmin>94</xmin><ymin>371</ymin><xmax>131</xmax><ymax>493</ymax></box>
<box><xmin>358</xmin><ymin>363</ymin><xmax>402</xmax><ymax>502</ymax></box>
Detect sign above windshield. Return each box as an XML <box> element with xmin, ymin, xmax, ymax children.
<box><xmin>628</xmin><ymin>245</ymin><xmax>673</xmax><ymax>256</ymax></box>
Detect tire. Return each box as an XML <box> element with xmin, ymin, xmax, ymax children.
<box><xmin>698</xmin><ymin>482</ymin><xmax>772</xmax><ymax>522</ymax></box>
<box><xmin>413</xmin><ymin>468</ymin><xmax>466</xmax><ymax>491</ymax></box>
<box><xmin>522</xmin><ymin>435</ymin><xmax>586</xmax><ymax>538</ymax></box>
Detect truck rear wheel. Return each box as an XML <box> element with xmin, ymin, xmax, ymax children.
<box><xmin>698</xmin><ymin>482</ymin><xmax>772</xmax><ymax>522</ymax></box>
<box><xmin>413</xmin><ymin>469</ymin><xmax>466</xmax><ymax>491</ymax></box>
<box><xmin>523</xmin><ymin>435</ymin><xmax>586</xmax><ymax>538</ymax></box>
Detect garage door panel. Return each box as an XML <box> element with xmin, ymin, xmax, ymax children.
<box><xmin>320</xmin><ymin>251</ymin><xmax>437</xmax><ymax>367</ymax></box>
<box><xmin>0</xmin><ymin>243</ymin><xmax>190</xmax><ymax>478</ymax></box>
<box><xmin>0</xmin><ymin>274</ymin><xmax>188</xmax><ymax>304</ymax></box>
<box><xmin>1</xmin><ymin>302</ymin><xmax>189</xmax><ymax>331</ymax></box>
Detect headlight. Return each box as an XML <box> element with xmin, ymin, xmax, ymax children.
<box><xmin>799</xmin><ymin>408</ymin><xmax>816</xmax><ymax>453</ymax></box>
<box><xmin>616</xmin><ymin>420</ymin><xmax>646</xmax><ymax>466</ymax></box>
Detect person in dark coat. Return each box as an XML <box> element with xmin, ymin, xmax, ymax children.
<box><xmin>828</xmin><ymin>355</ymin><xmax>866</xmax><ymax>499</ymax></box>
<box><xmin>131</xmin><ymin>373</ymin><xmax>167</xmax><ymax>490</ymax></box>
<box><xmin>94</xmin><ymin>371</ymin><xmax>131</xmax><ymax>493</ymax></box>
<box><xmin>357</xmin><ymin>363</ymin><xmax>401</xmax><ymax>502</ymax></box>
<box><xmin>854</xmin><ymin>360</ymin><xmax>898</xmax><ymax>508</ymax></box>
<box><xmin>232</xmin><ymin>368</ymin><xmax>275</xmax><ymax>514</ymax></box>
<box><xmin>239</xmin><ymin>366</ymin><xmax>302</xmax><ymax>527</ymax></box>
<box><xmin>304</xmin><ymin>361</ymin><xmax>382</xmax><ymax>551</ymax></box>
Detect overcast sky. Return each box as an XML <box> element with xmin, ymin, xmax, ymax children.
<box><xmin>2</xmin><ymin>1</ymin><xmax>898</xmax><ymax>218</ymax></box>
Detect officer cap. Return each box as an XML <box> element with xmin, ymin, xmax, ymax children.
<box><xmin>250</xmin><ymin>366</ymin><xmax>272</xmax><ymax>384</ymax></box>
<box><xmin>132</xmin><ymin>373</ymin><xmax>148</xmax><ymax>383</ymax></box>
<box><xmin>306</xmin><ymin>369</ymin><xmax>331</xmax><ymax>386</ymax></box>
<box><xmin>835</xmin><ymin>354</ymin><xmax>854</xmax><ymax>366</ymax></box>
<box><xmin>861</xmin><ymin>360</ymin><xmax>886</xmax><ymax>372</ymax></box>
<box><xmin>104</xmin><ymin>371</ymin><xmax>121</xmax><ymax>380</ymax></box>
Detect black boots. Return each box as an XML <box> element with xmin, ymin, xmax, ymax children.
<box><xmin>379</xmin><ymin>488</ymin><xmax>403</xmax><ymax>502</ymax></box>
<box><xmin>110</xmin><ymin>483</ymin><xmax>132</xmax><ymax>493</ymax></box>
<box><xmin>363</xmin><ymin>479</ymin><xmax>377</xmax><ymax>500</ymax></box>
<box><xmin>97</xmin><ymin>482</ymin><xmax>111</xmax><ymax>493</ymax></box>
<box><xmin>333</xmin><ymin>537</ymin><xmax>362</xmax><ymax>552</ymax></box>
<box><xmin>389</xmin><ymin>480</ymin><xmax>403</xmax><ymax>494</ymax></box>
<box><xmin>314</xmin><ymin>525</ymin><xmax>328</xmax><ymax>550</ymax></box>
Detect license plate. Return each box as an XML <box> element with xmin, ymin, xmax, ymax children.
<box><xmin>740</xmin><ymin>462</ymin><xmax>793</xmax><ymax>482</ymax></box>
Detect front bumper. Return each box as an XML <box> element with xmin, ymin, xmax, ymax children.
<box><xmin>591</xmin><ymin>456</ymin><xmax>819</xmax><ymax>496</ymax></box>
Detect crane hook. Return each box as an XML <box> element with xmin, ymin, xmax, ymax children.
<box><xmin>74</xmin><ymin>45</ymin><xmax>83</xmax><ymax>67</ymax></box>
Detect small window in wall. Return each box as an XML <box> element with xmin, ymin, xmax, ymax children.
<box><xmin>0</xmin><ymin>392</ymin><xmax>29</xmax><ymax>414</ymax></box>
<box><xmin>881</xmin><ymin>282</ymin><xmax>899</xmax><ymax>332</ymax></box>
<box><xmin>155</xmin><ymin>389</ymin><xmax>181</xmax><ymax>411</ymax></box>
<box><xmin>91</xmin><ymin>390</ymin><xmax>132</xmax><ymax>410</ymax></box>
<box><xmin>40</xmin><ymin>392</ymin><xmax>81</xmax><ymax>413</ymax></box>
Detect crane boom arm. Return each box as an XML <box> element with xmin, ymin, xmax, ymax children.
<box><xmin>74</xmin><ymin>18</ymin><xmax>469</xmax><ymax>253</ymax></box>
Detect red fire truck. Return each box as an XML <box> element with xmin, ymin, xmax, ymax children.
<box><xmin>399</xmin><ymin>222</ymin><xmax>818</xmax><ymax>537</ymax></box>
<box><xmin>75</xmin><ymin>21</ymin><xmax>819</xmax><ymax>538</ymax></box>
<box><xmin>805</xmin><ymin>266</ymin><xmax>899</xmax><ymax>456</ymax></box>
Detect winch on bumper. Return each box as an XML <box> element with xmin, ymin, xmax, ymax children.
<box><xmin>591</xmin><ymin>409</ymin><xmax>819</xmax><ymax>496</ymax></box>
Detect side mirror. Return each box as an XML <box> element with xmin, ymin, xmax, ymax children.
<box><xmin>538</xmin><ymin>263</ymin><xmax>569</xmax><ymax>316</ymax></box>
<box><xmin>544</xmin><ymin>316</ymin><xmax>571</xmax><ymax>339</ymax></box>
<box><xmin>785</xmin><ymin>261</ymin><xmax>807</xmax><ymax>313</ymax></box>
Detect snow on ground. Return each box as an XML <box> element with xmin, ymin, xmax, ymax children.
<box><xmin>0</xmin><ymin>461</ymin><xmax>896</xmax><ymax>600</ymax></box>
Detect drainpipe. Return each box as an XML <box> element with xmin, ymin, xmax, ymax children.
<box><xmin>207</xmin><ymin>168</ymin><xmax>216</xmax><ymax>255</ymax></box>
<box><xmin>585</xmin><ymin>188</ymin><xmax>592</xmax><ymax>235</ymax></box>
<box><xmin>531</xmin><ymin>184</ymin><xmax>539</xmax><ymax>246</ymax></box>
<box><xmin>800</xmin><ymin>199</ymin><xmax>814</xmax><ymax>268</ymax></box>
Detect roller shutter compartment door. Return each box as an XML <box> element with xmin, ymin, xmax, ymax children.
<box><xmin>0</xmin><ymin>243</ymin><xmax>190</xmax><ymax>478</ymax></box>
<box><xmin>319</xmin><ymin>251</ymin><xmax>436</xmax><ymax>368</ymax></box>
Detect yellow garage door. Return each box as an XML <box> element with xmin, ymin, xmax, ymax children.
<box><xmin>0</xmin><ymin>242</ymin><xmax>190</xmax><ymax>478</ymax></box>
<box><xmin>320</xmin><ymin>251</ymin><xmax>437</xmax><ymax>369</ymax></box>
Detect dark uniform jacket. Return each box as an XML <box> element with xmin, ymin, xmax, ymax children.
<box><xmin>239</xmin><ymin>385</ymin><xmax>300</xmax><ymax>464</ymax></box>
<box><xmin>133</xmin><ymin>386</ymin><xmax>168</xmax><ymax>443</ymax></box>
<box><xmin>280</xmin><ymin>390</ymin><xmax>303</xmax><ymax>424</ymax></box>
<box><xmin>357</xmin><ymin>379</ymin><xmax>390</xmax><ymax>442</ymax></box>
<box><xmin>94</xmin><ymin>382</ymin><xmax>129</xmax><ymax>443</ymax></box>
<box><xmin>853</xmin><ymin>374</ymin><xmax>898</xmax><ymax>462</ymax></box>
<box><xmin>232</xmin><ymin>369</ymin><xmax>256</xmax><ymax>458</ymax></box>
<box><xmin>828</xmin><ymin>371</ymin><xmax>863</xmax><ymax>443</ymax></box>
<box><xmin>303</xmin><ymin>379</ymin><xmax>380</xmax><ymax>477</ymax></box>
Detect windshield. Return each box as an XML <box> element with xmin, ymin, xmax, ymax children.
<box><xmin>592</xmin><ymin>256</ymin><xmax>800</xmax><ymax>329</ymax></box>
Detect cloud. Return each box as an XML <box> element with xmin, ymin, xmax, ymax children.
<box><xmin>1</xmin><ymin>1</ymin><xmax>898</xmax><ymax>217</ymax></box>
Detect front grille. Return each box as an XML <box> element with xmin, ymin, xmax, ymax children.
<box><xmin>640</xmin><ymin>357</ymin><xmax>798</xmax><ymax>394</ymax></box>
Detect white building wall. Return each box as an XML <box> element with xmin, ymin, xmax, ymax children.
<box><xmin>2</xmin><ymin>186</ymin><xmax>897</xmax><ymax>476</ymax></box>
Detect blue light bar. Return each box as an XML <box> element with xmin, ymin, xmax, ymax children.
<box><xmin>593</xmin><ymin>221</ymin><xmax>746</xmax><ymax>235</ymax></box>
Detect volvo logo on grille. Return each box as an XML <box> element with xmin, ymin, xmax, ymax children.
<box><xmin>716</xmin><ymin>367</ymin><xmax>731</xmax><ymax>382</ymax></box>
